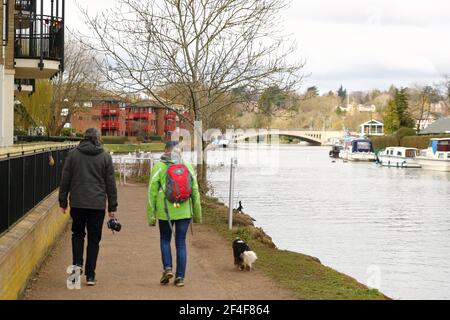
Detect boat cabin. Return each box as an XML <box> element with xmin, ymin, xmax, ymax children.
<box><xmin>384</xmin><ymin>147</ymin><xmax>418</xmax><ymax>158</ymax></box>
<box><xmin>352</xmin><ymin>139</ymin><xmax>374</xmax><ymax>153</ymax></box>
<box><xmin>426</xmin><ymin>138</ymin><xmax>450</xmax><ymax>159</ymax></box>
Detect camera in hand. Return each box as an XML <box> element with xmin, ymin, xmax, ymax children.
<box><xmin>107</xmin><ymin>219</ymin><xmax>122</xmax><ymax>233</ymax></box>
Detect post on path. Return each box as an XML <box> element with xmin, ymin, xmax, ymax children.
<box><xmin>228</xmin><ymin>157</ymin><xmax>238</xmax><ymax>230</ymax></box>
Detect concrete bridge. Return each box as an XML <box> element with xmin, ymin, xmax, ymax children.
<box><xmin>233</xmin><ymin>129</ymin><xmax>344</xmax><ymax>146</ymax></box>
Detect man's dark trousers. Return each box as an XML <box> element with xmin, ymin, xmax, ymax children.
<box><xmin>70</xmin><ymin>208</ymin><xmax>106</xmax><ymax>278</ymax></box>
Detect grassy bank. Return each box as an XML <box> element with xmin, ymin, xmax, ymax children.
<box><xmin>104</xmin><ymin>143</ymin><xmax>165</xmax><ymax>154</ymax></box>
<box><xmin>202</xmin><ymin>196</ymin><xmax>389</xmax><ymax>300</ymax></box>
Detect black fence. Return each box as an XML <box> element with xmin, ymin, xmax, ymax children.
<box><xmin>16</xmin><ymin>136</ymin><xmax>83</xmax><ymax>143</ymax></box>
<box><xmin>0</xmin><ymin>147</ymin><xmax>73</xmax><ymax>235</ymax></box>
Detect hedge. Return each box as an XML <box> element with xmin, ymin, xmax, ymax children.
<box><xmin>101</xmin><ymin>136</ymin><xmax>128</xmax><ymax>144</ymax></box>
<box><xmin>370</xmin><ymin>135</ymin><xmax>400</xmax><ymax>151</ymax></box>
<box><xmin>401</xmin><ymin>135</ymin><xmax>450</xmax><ymax>150</ymax></box>
<box><xmin>370</xmin><ymin>134</ymin><xmax>450</xmax><ymax>152</ymax></box>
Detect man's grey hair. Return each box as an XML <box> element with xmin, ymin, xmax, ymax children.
<box><xmin>84</xmin><ymin>128</ymin><xmax>101</xmax><ymax>146</ymax></box>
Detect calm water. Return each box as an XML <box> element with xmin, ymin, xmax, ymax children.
<box><xmin>206</xmin><ymin>145</ymin><xmax>450</xmax><ymax>300</ymax></box>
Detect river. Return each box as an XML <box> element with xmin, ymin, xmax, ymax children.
<box><xmin>206</xmin><ymin>144</ymin><xmax>450</xmax><ymax>300</ymax></box>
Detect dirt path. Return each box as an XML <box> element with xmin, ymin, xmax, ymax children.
<box><xmin>23</xmin><ymin>185</ymin><xmax>294</xmax><ymax>300</ymax></box>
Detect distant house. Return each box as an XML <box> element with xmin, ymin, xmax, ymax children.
<box><xmin>420</xmin><ymin>117</ymin><xmax>450</xmax><ymax>135</ymax></box>
<box><xmin>416</xmin><ymin>113</ymin><xmax>438</xmax><ymax>132</ymax></box>
<box><xmin>431</xmin><ymin>101</ymin><xmax>447</xmax><ymax>114</ymax></box>
<box><xmin>358</xmin><ymin>104</ymin><xmax>377</xmax><ymax>113</ymax></box>
<box><xmin>360</xmin><ymin>119</ymin><xmax>384</xmax><ymax>136</ymax></box>
<box><xmin>336</xmin><ymin>104</ymin><xmax>354</xmax><ymax>113</ymax></box>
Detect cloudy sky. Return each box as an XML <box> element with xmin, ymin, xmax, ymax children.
<box><xmin>67</xmin><ymin>0</ymin><xmax>450</xmax><ymax>93</ymax></box>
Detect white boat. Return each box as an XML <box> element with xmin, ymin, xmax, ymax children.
<box><xmin>416</xmin><ymin>138</ymin><xmax>450</xmax><ymax>172</ymax></box>
<box><xmin>378</xmin><ymin>147</ymin><xmax>421</xmax><ymax>168</ymax></box>
<box><xmin>340</xmin><ymin>138</ymin><xmax>376</xmax><ymax>162</ymax></box>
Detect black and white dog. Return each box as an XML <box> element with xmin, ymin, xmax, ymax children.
<box><xmin>232</xmin><ymin>238</ymin><xmax>258</xmax><ymax>271</ymax></box>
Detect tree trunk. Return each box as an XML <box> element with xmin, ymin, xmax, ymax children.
<box><xmin>196</xmin><ymin>139</ymin><xmax>209</xmax><ymax>194</ymax></box>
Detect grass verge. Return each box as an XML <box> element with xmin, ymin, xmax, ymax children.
<box><xmin>104</xmin><ymin>143</ymin><xmax>165</xmax><ymax>154</ymax></box>
<box><xmin>202</xmin><ymin>196</ymin><xmax>389</xmax><ymax>300</ymax></box>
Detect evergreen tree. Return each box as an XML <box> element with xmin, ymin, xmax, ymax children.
<box><xmin>394</xmin><ymin>88</ymin><xmax>414</xmax><ymax>128</ymax></box>
<box><xmin>383</xmin><ymin>100</ymin><xmax>400</xmax><ymax>134</ymax></box>
<box><xmin>306</xmin><ymin>86</ymin><xmax>319</xmax><ymax>97</ymax></box>
<box><xmin>258</xmin><ymin>86</ymin><xmax>286</xmax><ymax>113</ymax></box>
<box><xmin>337</xmin><ymin>85</ymin><xmax>347</xmax><ymax>104</ymax></box>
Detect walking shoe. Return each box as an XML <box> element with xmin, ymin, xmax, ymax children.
<box><xmin>174</xmin><ymin>277</ymin><xmax>185</xmax><ymax>287</ymax></box>
<box><xmin>160</xmin><ymin>269</ymin><xmax>174</xmax><ymax>285</ymax></box>
<box><xmin>86</xmin><ymin>276</ymin><xmax>96</xmax><ymax>286</ymax></box>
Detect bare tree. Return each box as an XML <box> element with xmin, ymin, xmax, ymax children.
<box><xmin>78</xmin><ymin>0</ymin><xmax>305</xmax><ymax>187</ymax></box>
<box><xmin>49</xmin><ymin>36</ymin><xmax>102</xmax><ymax>135</ymax></box>
<box><xmin>410</xmin><ymin>86</ymin><xmax>432</xmax><ymax>133</ymax></box>
<box><xmin>437</xmin><ymin>75</ymin><xmax>450</xmax><ymax>112</ymax></box>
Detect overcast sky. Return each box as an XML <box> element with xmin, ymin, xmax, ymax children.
<box><xmin>66</xmin><ymin>0</ymin><xmax>450</xmax><ymax>94</ymax></box>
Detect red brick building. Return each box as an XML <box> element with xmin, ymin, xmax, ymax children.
<box><xmin>72</xmin><ymin>99</ymin><xmax>125</xmax><ymax>137</ymax></box>
<box><xmin>72</xmin><ymin>98</ymin><xmax>190</xmax><ymax>142</ymax></box>
<box><xmin>125</xmin><ymin>101</ymin><xmax>157</xmax><ymax>138</ymax></box>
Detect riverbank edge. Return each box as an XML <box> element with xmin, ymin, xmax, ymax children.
<box><xmin>201</xmin><ymin>195</ymin><xmax>390</xmax><ymax>300</ymax></box>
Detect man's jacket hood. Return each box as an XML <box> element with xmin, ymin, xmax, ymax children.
<box><xmin>77</xmin><ymin>140</ymin><xmax>104</xmax><ymax>156</ymax></box>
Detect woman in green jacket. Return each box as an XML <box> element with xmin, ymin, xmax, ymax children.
<box><xmin>147</xmin><ymin>142</ymin><xmax>202</xmax><ymax>287</ymax></box>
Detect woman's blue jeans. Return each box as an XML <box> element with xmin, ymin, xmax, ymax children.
<box><xmin>159</xmin><ymin>218</ymin><xmax>191</xmax><ymax>279</ymax></box>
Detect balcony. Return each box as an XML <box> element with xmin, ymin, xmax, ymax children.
<box><xmin>101</xmin><ymin>121</ymin><xmax>120</xmax><ymax>130</ymax></box>
<box><xmin>101</xmin><ymin>108</ymin><xmax>119</xmax><ymax>116</ymax></box>
<box><xmin>165</xmin><ymin>124</ymin><xmax>177</xmax><ymax>132</ymax></box>
<box><xmin>165</xmin><ymin>112</ymin><xmax>177</xmax><ymax>120</ymax></box>
<box><xmin>14</xmin><ymin>0</ymin><xmax>65</xmax><ymax>79</ymax></box>
<box><xmin>131</xmin><ymin>111</ymin><xmax>156</xmax><ymax>120</ymax></box>
<box><xmin>14</xmin><ymin>78</ymin><xmax>35</xmax><ymax>93</ymax></box>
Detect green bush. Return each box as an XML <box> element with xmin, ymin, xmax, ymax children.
<box><xmin>14</xmin><ymin>129</ymin><xmax>27</xmax><ymax>136</ymax></box>
<box><xmin>370</xmin><ymin>135</ymin><xmax>399</xmax><ymax>152</ymax></box>
<box><xmin>101</xmin><ymin>136</ymin><xmax>128</xmax><ymax>144</ymax></box>
<box><xmin>149</xmin><ymin>136</ymin><xmax>163</xmax><ymax>142</ymax></box>
<box><xmin>396</xmin><ymin>127</ymin><xmax>416</xmax><ymax>140</ymax></box>
<box><xmin>61</xmin><ymin>128</ymin><xmax>73</xmax><ymax>137</ymax></box>
<box><xmin>401</xmin><ymin>134</ymin><xmax>450</xmax><ymax>150</ymax></box>
<box><xmin>371</xmin><ymin>134</ymin><xmax>450</xmax><ymax>151</ymax></box>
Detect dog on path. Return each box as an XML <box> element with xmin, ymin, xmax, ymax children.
<box><xmin>232</xmin><ymin>238</ymin><xmax>258</xmax><ymax>271</ymax></box>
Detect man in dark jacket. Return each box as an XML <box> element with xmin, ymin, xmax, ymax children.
<box><xmin>59</xmin><ymin>128</ymin><xmax>118</xmax><ymax>286</ymax></box>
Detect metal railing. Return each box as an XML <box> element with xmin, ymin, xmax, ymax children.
<box><xmin>0</xmin><ymin>144</ymin><xmax>75</xmax><ymax>235</ymax></box>
<box><xmin>112</xmin><ymin>153</ymin><xmax>154</xmax><ymax>185</ymax></box>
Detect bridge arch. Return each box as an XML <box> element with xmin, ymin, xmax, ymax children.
<box><xmin>235</xmin><ymin>131</ymin><xmax>323</xmax><ymax>145</ymax></box>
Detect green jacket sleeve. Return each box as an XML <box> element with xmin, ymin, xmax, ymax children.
<box><xmin>188</xmin><ymin>165</ymin><xmax>202</xmax><ymax>224</ymax></box>
<box><xmin>147</xmin><ymin>163</ymin><xmax>162</xmax><ymax>225</ymax></box>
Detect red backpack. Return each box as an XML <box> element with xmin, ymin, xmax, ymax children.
<box><xmin>164</xmin><ymin>163</ymin><xmax>193</xmax><ymax>205</ymax></box>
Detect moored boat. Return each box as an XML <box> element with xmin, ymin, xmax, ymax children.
<box><xmin>416</xmin><ymin>138</ymin><xmax>450</xmax><ymax>172</ymax></box>
<box><xmin>329</xmin><ymin>145</ymin><xmax>343</xmax><ymax>158</ymax></box>
<box><xmin>340</xmin><ymin>138</ymin><xmax>376</xmax><ymax>162</ymax></box>
<box><xmin>378</xmin><ymin>147</ymin><xmax>421</xmax><ymax>168</ymax></box>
